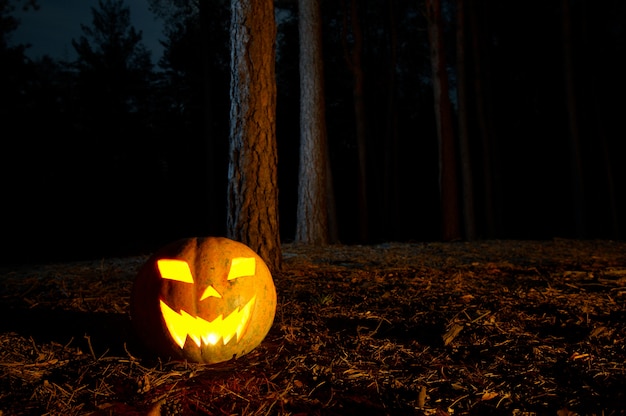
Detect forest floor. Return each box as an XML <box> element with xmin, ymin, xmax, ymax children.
<box><xmin>1</xmin><ymin>239</ymin><xmax>625</xmax><ymax>415</ymax></box>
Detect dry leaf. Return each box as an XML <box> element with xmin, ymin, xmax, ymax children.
<box><xmin>481</xmin><ymin>391</ymin><xmax>498</xmax><ymax>401</ymax></box>
<box><xmin>417</xmin><ymin>385</ymin><xmax>427</xmax><ymax>408</ymax></box>
<box><xmin>146</xmin><ymin>399</ymin><xmax>165</xmax><ymax>416</ymax></box>
<box><xmin>443</xmin><ymin>324</ymin><xmax>463</xmax><ymax>346</ymax></box>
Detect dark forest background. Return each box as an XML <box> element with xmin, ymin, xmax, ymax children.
<box><xmin>1</xmin><ymin>0</ymin><xmax>624</xmax><ymax>265</ymax></box>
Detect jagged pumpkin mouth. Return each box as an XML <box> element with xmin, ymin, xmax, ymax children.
<box><xmin>160</xmin><ymin>296</ymin><xmax>256</xmax><ymax>348</ymax></box>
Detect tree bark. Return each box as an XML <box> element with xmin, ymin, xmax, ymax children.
<box><xmin>426</xmin><ymin>0</ymin><xmax>460</xmax><ymax>241</ymax></box>
<box><xmin>561</xmin><ymin>0</ymin><xmax>586</xmax><ymax>237</ymax></box>
<box><xmin>342</xmin><ymin>0</ymin><xmax>369</xmax><ymax>242</ymax></box>
<box><xmin>455</xmin><ymin>0</ymin><xmax>476</xmax><ymax>240</ymax></box>
<box><xmin>383</xmin><ymin>0</ymin><xmax>400</xmax><ymax>239</ymax></box>
<box><xmin>468</xmin><ymin>0</ymin><xmax>498</xmax><ymax>238</ymax></box>
<box><xmin>227</xmin><ymin>0</ymin><xmax>281</xmax><ymax>271</ymax></box>
<box><xmin>295</xmin><ymin>0</ymin><xmax>333</xmax><ymax>245</ymax></box>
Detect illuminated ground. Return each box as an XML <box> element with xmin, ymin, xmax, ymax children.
<box><xmin>1</xmin><ymin>239</ymin><xmax>625</xmax><ymax>415</ymax></box>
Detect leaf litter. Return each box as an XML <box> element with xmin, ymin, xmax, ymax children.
<box><xmin>1</xmin><ymin>239</ymin><xmax>625</xmax><ymax>415</ymax></box>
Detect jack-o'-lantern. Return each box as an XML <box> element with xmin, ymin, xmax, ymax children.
<box><xmin>131</xmin><ymin>237</ymin><xmax>276</xmax><ymax>364</ymax></box>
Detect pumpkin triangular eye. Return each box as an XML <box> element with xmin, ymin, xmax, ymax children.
<box><xmin>157</xmin><ymin>259</ymin><xmax>194</xmax><ymax>283</ymax></box>
<box><xmin>200</xmin><ymin>285</ymin><xmax>222</xmax><ymax>300</ymax></box>
<box><xmin>227</xmin><ymin>257</ymin><xmax>255</xmax><ymax>280</ymax></box>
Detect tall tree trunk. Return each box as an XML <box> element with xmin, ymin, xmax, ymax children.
<box><xmin>227</xmin><ymin>0</ymin><xmax>281</xmax><ymax>271</ymax></box>
<box><xmin>383</xmin><ymin>0</ymin><xmax>399</xmax><ymax>239</ymax></box>
<box><xmin>342</xmin><ymin>0</ymin><xmax>369</xmax><ymax>242</ymax></box>
<box><xmin>455</xmin><ymin>0</ymin><xmax>475</xmax><ymax>240</ymax></box>
<box><xmin>468</xmin><ymin>0</ymin><xmax>498</xmax><ymax>238</ymax></box>
<box><xmin>296</xmin><ymin>0</ymin><xmax>333</xmax><ymax>245</ymax></box>
<box><xmin>426</xmin><ymin>0</ymin><xmax>460</xmax><ymax>241</ymax></box>
<box><xmin>561</xmin><ymin>0</ymin><xmax>586</xmax><ymax>237</ymax></box>
<box><xmin>584</xmin><ymin>4</ymin><xmax>620</xmax><ymax>239</ymax></box>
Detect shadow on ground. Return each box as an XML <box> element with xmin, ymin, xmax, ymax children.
<box><xmin>0</xmin><ymin>305</ymin><xmax>133</xmax><ymax>357</ymax></box>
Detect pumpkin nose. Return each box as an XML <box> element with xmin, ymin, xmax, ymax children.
<box><xmin>200</xmin><ymin>285</ymin><xmax>221</xmax><ymax>300</ymax></box>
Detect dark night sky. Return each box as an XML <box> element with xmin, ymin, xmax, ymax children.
<box><xmin>12</xmin><ymin>0</ymin><xmax>164</xmax><ymax>63</ymax></box>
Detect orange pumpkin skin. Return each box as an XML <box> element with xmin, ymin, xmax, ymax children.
<box><xmin>131</xmin><ymin>237</ymin><xmax>276</xmax><ymax>364</ymax></box>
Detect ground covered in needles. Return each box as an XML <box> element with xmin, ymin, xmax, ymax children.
<box><xmin>1</xmin><ymin>239</ymin><xmax>625</xmax><ymax>415</ymax></box>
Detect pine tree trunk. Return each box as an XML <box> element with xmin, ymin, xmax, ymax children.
<box><xmin>342</xmin><ymin>0</ymin><xmax>369</xmax><ymax>242</ymax></box>
<box><xmin>456</xmin><ymin>0</ymin><xmax>476</xmax><ymax>240</ymax></box>
<box><xmin>383</xmin><ymin>0</ymin><xmax>400</xmax><ymax>239</ymax></box>
<box><xmin>561</xmin><ymin>0</ymin><xmax>586</xmax><ymax>237</ymax></box>
<box><xmin>227</xmin><ymin>0</ymin><xmax>281</xmax><ymax>271</ymax></box>
<box><xmin>468</xmin><ymin>0</ymin><xmax>498</xmax><ymax>238</ymax></box>
<box><xmin>295</xmin><ymin>0</ymin><xmax>332</xmax><ymax>245</ymax></box>
<box><xmin>426</xmin><ymin>0</ymin><xmax>460</xmax><ymax>241</ymax></box>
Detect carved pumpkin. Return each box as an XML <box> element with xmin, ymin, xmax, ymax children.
<box><xmin>131</xmin><ymin>237</ymin><xmax>276</xmax><ymax>364</ymax></box>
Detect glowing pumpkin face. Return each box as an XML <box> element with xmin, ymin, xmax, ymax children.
<box><xmin>131</xmin><ymin>237</ymin><xmax>277</xmax><ymax>364</ymax></box>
